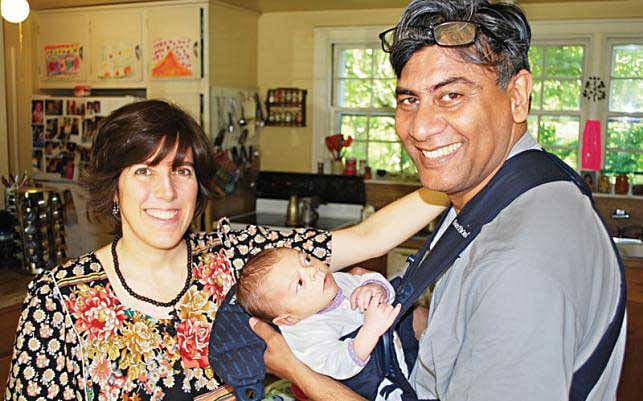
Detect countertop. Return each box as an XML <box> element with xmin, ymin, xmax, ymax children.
<box><xmin>0</xmin><ymin>266</ymin><xmax>34</xmax><ymax>310</ymax></box>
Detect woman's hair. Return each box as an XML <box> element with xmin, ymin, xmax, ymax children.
<box><xmin>237</xmin><ymin>248</ymin><xmax>285</xmax><ymax>321</ymax></box>
<box><xmin>82</xmin><ymin>99</ymin><xmax>216</xmax><ymax>234</ymax></box>
<box><xmin>390</xmin><ymin>0</ymin><xmax>531</xmax><ymax>89</ymax></box>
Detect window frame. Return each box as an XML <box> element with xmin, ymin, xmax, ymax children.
<box><xmin>527</xmin><ymin>37</ymin><xmax>591</xmax><ymax>168</ymax></box>
<box><xmin>602</xmin><ymin>37</ymin><xmax>643</xmax><ymax>178</ymax></box>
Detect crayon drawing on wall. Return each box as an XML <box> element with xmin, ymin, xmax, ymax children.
<box><xmin>97</xmin><ymin>43</ymin><xmax>136</xmax><ymax>79</ymax></box>
<box><xmin>45</xmin><ymin>44</ymin><xmax>82</xmax><ymax>77</ymax></box>
<box><xmin>151</xmin><ymin>38</ymin><xmax>193</xmax><ymax>78</ymax></box>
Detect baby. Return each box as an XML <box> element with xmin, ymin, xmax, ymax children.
<box><xmin>237</xmin><ymin>247</ymin><xmax>419</xmax><ymax>401</ymax></box>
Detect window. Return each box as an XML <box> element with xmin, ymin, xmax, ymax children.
<box><xmin>332</xmin><ymin>45</ymin><xmax>414</xmax><ymax>174</ymax></box>
<box><xmin>604</xmin><ymin>43</ymin><xmax>642</xmax><ymax>184</ymax></box>
<box><xmin>527</xmin><ymin>44</ymin><xmax>586</xmax><ymax>168</ymax></box>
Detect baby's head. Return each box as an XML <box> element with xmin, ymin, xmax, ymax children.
<box><xmin>237</xmin><ymin>247</ymin><xmax>339</xmax><ymax>326</ymax></box>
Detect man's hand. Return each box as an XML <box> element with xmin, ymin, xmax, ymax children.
<box><xmin>249</xmin><ymin>317</ymin><xmax>299</xmax><ymax>381</ymax></box>
<box><xmin>362</xmin><ymin>302</ymin><xmax>401</xmax><ymax>337</ymax></box>
<box><xmin>350</xmin><ymin>283</ymin><xmax>388</xmax><ymax>312</ymax></box>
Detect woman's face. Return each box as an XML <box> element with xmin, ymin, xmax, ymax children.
<box><xmin>116</xmin><ymin>143</ymin><xmax>198</xmax><ymax>251</ymax></box>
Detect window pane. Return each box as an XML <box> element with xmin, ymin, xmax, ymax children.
<box><xmin>369</xmin><ymin>116</ymin><xmax>397</xmax><ymax>141</ymax></box>
<box><xmin>611</xmin><ymin>44</ymin><xmax>643</xmax><ymax>78</ymax></box>
<box><xmin>372</xmin><ymin>79</ymin><xmax>396</xmax><ymax>108</ymax></box>
<box><xmin>337</xmin><ymin>48</ymin><xmax>372</xmax><ymax>78</ymax></box>
<box><xmin>605</xmin><ymin>151</ymin><xmax>643</xmax><ymax>174</ymax></box>
<box><xmin>401</xmin><ymin>151</ymin><xmax>416</xmax><ymax>175</ymax></box>
<box><xmin>549</xmin><ymin>147</ymin><xmax>578</xmax><ymax>169</ymax></box>
<box><xmin>542</xmin><ymin>79</ymin><xmax>581</xmax><ymax>111</ymax></box>
<box><xmin>609</xmin><ymin>79</ymin><xmax>643</xmax><ymax>113</ymax></box>
<box><xmin>344</xmin><ymin>140</ymin><xmax>368</xmax><ymax>161</ymax></box>
<box><xmin>544</xmin><ymin>46</ymin><xmax>583</xmax><ymax>77</ymax></box>
<box><xmin>338</xmin><ymin>79</ymin><xmax>371</xmax><ymax>107</ymax></box>
<box><xmin>607</xmin><ymin>117</ymin><xmax>642</xmax><ymax>151</ymax></box>
<box><xmin>373</xmin><ymin>50</ymin><xmax>395</xmax><ymax>78</ymax></box>
<box><xmin>531</xmin><ymin>81</ymin><xmax>542</xmax><ymax>110</ymax></box>
<box><xmin>527</xmin><ymin>115</ymin><xmax>538</xmax><ymax>139</ymax></box>
<box><xmin>528</xmin><ymin>47</ymin><xmax>543</xmax><ymax>77</ymax></box>
<box><xmin>340</xmin><ymin>115</ymin><xmax>368</xmax><ymax>140</ymax></box>
<box><xmin>369</xmin><ymin>142</ymin><xmax>403</xmax><ymax>173</ymax></box>
<box><xmin>539</xmin><ymin>115</ymin><xmax>579</xmax><ymax>148</ymax></box>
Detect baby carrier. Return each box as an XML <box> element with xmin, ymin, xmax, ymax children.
<box><xmin>209</xmin><ymin>149</ymin><xmax>626</xmax><ymax>401</ymax></box>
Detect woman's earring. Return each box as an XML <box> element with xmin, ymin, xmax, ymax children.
<box><xmin>112</xmin><ymin>201</ymin><xmax>120</xmax><ymax>216</ymax></box>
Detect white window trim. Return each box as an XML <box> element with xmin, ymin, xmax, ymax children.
<box><xmin>312</xmin><ymin>26</ymin><xmax>389</xmax><ymax>172</ymax></box>
<box><xmin>312</xmin><ymin>19</ymin><xmax>643</xmax><ymax>174</ymax></box>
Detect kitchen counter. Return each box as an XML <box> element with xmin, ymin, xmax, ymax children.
<box><xmin>0</xmin><ymin>266</ymin><xmax>34</xmax><ymax>310</ymax></box>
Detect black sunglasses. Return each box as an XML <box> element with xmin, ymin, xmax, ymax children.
<box><xmin>379</xmin><ymin>21</ymin><xmax>478</xmax><ymax>53</ymax></box>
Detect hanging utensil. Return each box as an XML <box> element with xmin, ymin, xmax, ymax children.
<box><xmin>213</xmin><ymin>97</ymin><xmax>226</xmax><ymax>150</ymax></box>
<box><xmin>254</xmin><ymin>92</ymin><xmax>265</xmax><ymax>127</ymax></box>
<box><xmin>238</xmin><ymin>93</ymin><xmax>248</xmax><ymax>127</ymax></box>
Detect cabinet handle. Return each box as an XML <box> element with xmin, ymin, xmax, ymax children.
<box><xmin>135</xmin><ymin>45</ymin><xmax>141</xmax><ymax>60</ymax></box>
<box><xmin>79</xmin><ymin>46</ymin><xmax>83</xmax><ymax>60</ymax></box>
<box><xmin>193</xmin><ymin>41</ymin><xmax>199</xmax><ymax>58</ymax></box>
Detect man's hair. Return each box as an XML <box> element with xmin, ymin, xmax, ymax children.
<box><xmin>237</xmin><ymin>248</ymin><xmax>286</xmax><ymax>321</ymax></box>
<box><xmin>390</xmin><ymin>0</ymin><xmax>531</xmax><ymax>88</ymax></box>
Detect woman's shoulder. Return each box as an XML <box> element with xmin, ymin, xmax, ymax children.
<box><xmin>31</xmin><ymin>252</ymin><xmax>106</xmax><ymax>291</ymax></box>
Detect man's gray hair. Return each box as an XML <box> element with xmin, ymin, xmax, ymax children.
<box><xmin>390</xmin><ymin>0</ymin><xmax>531</xmax><ymax>88</ymax></box>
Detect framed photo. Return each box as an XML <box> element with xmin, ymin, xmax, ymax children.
<box><xmin>32</xmin><ymin>100</ymin><xmax>44</xmax><ymax>124</ymax></box>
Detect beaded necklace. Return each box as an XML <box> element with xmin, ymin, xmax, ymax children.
<box><xmin>111</xmin><ymin>235</ymin><xmax>192</xmax><ymax>307</ymax></box>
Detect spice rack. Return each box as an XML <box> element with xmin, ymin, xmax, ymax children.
<box><xmin>265</xmin><ymin>88</ymin><xmax>307</xmax><ymax>127</ymax></box>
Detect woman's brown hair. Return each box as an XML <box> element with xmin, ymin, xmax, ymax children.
<box><xmin>82</xmin><ymin>99</ymin><xmax>216</xmax><ymax>234</ymax></box>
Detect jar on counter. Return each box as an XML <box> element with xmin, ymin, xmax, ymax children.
<box><xmin>598</xmin><ymin>174</ymin><xmax>611</xmax><ymax>193</ymax></box>
<box><xmin>615</xmin><ymin>174</ymin><xmax>629</xmax><ymax>195</ymax></box>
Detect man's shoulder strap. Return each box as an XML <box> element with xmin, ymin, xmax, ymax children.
<box><xmin>395</xmin><ymin>149</ymin><xmax>588</xmax><ymax>311</ymax></box>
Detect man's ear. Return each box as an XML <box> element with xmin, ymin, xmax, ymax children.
<box><xmin>272</xmin><ymin>313</ymin><xmax>299</xmax><ymax>326</ymax></box>
<box><xmin>508</xmin><ymin>69</ymin><xmax>532</xmax><ymax>124</ymax></box>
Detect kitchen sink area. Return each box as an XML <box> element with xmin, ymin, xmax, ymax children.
<box><xmin>614</xmin><ymin>237</ymin><xmax>643</xmax><ymax>259</ymax></box>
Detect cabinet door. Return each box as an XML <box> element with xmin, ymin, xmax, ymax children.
<box><xmin>146</xmin><ymin>5</ymin><xmax>203</xmax><ymax>81</ymax></box>
<box><xmin>89</xmin><ymin>10</ymin><xmax>143</xmax><ymax>84</ymax></box>
<box><xmin>35</xmin><ymin>12</ymin><xmax>89</xmax><ymax>84</ymax></box>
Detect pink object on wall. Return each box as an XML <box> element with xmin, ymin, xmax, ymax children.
<box><xmin>581</xmin><ymin>119</ymin><xmax>602</xmax><ymax>171</ymax></box>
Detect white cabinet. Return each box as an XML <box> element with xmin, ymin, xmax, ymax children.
<box><xmin>89</xmin><ymin>10</ymin><xmax>144</xmax><ymax>84</ymax></box>
<box><xmin>146</xmin><ymin>4</ymin><xmax>203</xmax><ymax>81</ymax></box>
<box><xmin>35</xmin><ymin>12</ymin><xmax>90</xmax><ymax>85</ymax></box>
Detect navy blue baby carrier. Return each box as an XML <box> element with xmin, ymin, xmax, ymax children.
<box><xmin>209</xmin><ymin>149</ymin><xmax>626</xmax><ymax>401</ymax></box>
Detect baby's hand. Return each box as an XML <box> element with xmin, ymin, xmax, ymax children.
<box><xmin>362</xmin><ymin>302</ymin><xmax>402</xmax><ymax>337</ymax></box>
<box><xmin>350</xmin><ymin>283</ymin><xmax>388</xmax><ymax>312</ymax></box>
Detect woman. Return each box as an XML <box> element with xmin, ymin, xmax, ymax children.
<box><xmin>4</xmin><ymin>100</ymin><xmax>445</xmax><ymax>401</ymax></box>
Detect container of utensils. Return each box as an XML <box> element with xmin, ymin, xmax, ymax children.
<box><xmin>3</xmin><ymin>174</ymin><xmax>66</xmax><ymax>274</ymax></box>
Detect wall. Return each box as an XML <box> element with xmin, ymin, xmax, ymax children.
<box><xmin>0</xmin><ymin>24</ymin><xmax>8</xmax><ymax>198</ymax></box>
<box><xmin>2</xmin><ymin>19</ymin><xmax>35</xmax><ymax>178</ymax></box>
<box><xmin>210</xmin><ymin>1</ymin><xmax>259</xmax><ymax>88</ymax></box>
<box><xmin>256</xmin><ymin>0</ymin><xmax>643</xmax><ymax>172</ymax></box>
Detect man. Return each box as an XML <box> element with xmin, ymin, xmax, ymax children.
<box><xmin>251</xmin><ymin>1</ymin><xmax>625</xmax><ymax>400</ymax></box>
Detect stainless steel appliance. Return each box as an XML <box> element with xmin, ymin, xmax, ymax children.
<box><xmin>228</xmin><ymin>172</ymin><xmax>365</xmax><ymax>232</ymax></box>
<box><xmin>5</xmin><ymin>187</ymin><xmax>67</xmax><ymax>274</ymax></box>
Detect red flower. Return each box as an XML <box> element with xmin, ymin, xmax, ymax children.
<box><xmin>176</xmin><ymin>317</ymin><xmax>211</xmax><ymax>369</ymax></box>
<box><xmin>66</xmin><ymin>284</ymin><xmax>126</xmax><ymax>341</ymax></box>
<box><xmin>193</xmin><ymin>249</ymin><xmax>235</xmax><ymax>303</ymax></box>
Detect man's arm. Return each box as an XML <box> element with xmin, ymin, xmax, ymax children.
<box><xmin>249</xmin><ymin>318</ymin><xmax>367</xmax><ymax>401</ymax></box>
<box><xmin>331</xmin><ymin>188</ymin><xmax>447</xmax><ymax>271</ymax></box>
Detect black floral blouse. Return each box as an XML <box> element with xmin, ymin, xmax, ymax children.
<box><xmin>3</xmin><ymin>219</ymin><xmax>331</xmax><ymax>401</ymax></box>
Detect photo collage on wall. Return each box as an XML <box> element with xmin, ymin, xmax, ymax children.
<box><xmin>32</xmin><ymin>97</ymin><xmax>105</xmax><ymax>181</ymax></box>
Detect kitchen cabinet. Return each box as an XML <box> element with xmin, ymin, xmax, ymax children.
<box><xmin>618</xmin><ymin>260</ymin><xmax>643</xmax><ymax>401</ymax></box>
<box><xmin>146</xmin><ymin>4</ymin><xmax>203</xmax><ymax>81</ymax></box>
<box><xmin>0</xmin><ymin>303</ymin><xmax>23</xmax><ymax>396</ymax></box>
<box><xmin>89</xmin><ymin>10</ymin><xmax>144</xmax><ymax>84</ymax></box>
<box><xmin>34</xmin><ymin>12</ymin><xmax>90</xmax><ymax>85</ymax></box>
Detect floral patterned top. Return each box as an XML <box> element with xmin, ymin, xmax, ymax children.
<box><xmin>4</xmin><ymin>219</ymin><xmax>331</xmax><ymax>401</ymax></box>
